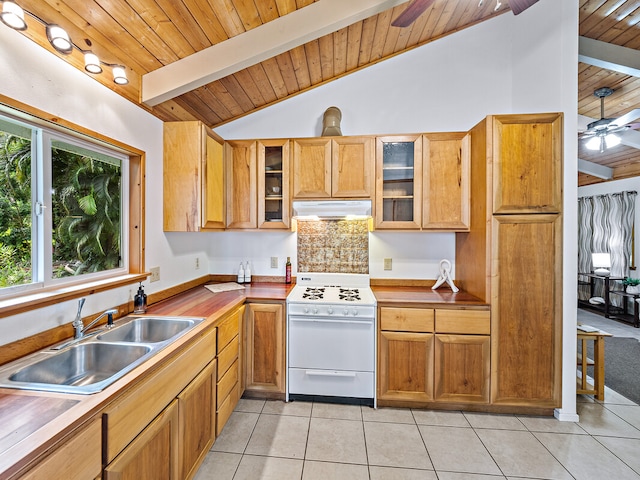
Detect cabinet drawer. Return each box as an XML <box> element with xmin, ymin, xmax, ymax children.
<box><xmin>217</xmin><ymin>335</ymin><xmax>239</xmax><ymax>380</ymax></box>
<box><xmin>216</xmin><ymin>383</ymin><xmax>240</xmax><ymax>436</ymax></box>
<box><xmin>380</xmin><ymin>307</ymin><xmax>434</xmax><ymax>332</ymax></box>
<box><xmin>435</xmin><ymin>310</ymin><xmax>490</xmax><ymax>334</ymax></box>
<box><xmin>217</xmin><ymin>358</ymin><xmax>239</xmax><ymax>408</ymax></box>
<box><xmin>218</xmin><ymin>311</ymin><xmax>240</xmax><ymax>352</ymax></box>
<box><xmin>103</xmin><ymin>328</ymin><xmax>216</xmax><ymax>463</ymax></box>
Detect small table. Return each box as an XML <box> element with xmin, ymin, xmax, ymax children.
<box><xmin>576</xmin><ymin>325</ymin><xmax>612</xmax><ymax>401</ymax></box>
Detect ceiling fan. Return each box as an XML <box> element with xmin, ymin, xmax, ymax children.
<box><xmin>580</xmin><ymin>87</ymin><xmax>640</xmax><ymax>153</ymax></box>
<box><xmin>391</xmin><ymin>0</ymin><xmax>540</xmax><ymax>27</ymax></box>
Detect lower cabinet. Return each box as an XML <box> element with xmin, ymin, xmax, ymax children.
<box><xmin>216</xmin><ymin>305</ymin><xmax>244</xmax><ymax>436</ymax></box>
<box><xmin>104</xmin><ymin>400</ymin><xmax>180</xmax><ymax>480</ymax></box>
<box><xmin>178</xmin><ymin>359</ymin><xmax>217</xmax><ymax>480</ymax></box>
<box><xmin>244</xmin><ymin>302</ymin><xmax>285</xmax><ymax>395</ymax></box>
<box><xmin>20</xmin><ymin>417</ymin><xmax>102</xmax><ymax>480</ymax></box>
<box><xmin>378</xmin><ymin>306</ymin><xmax>490</xmax><ymax>407</ymax></box>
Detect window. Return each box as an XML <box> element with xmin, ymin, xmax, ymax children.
<box><xmin>0</xmin><ymin>109</ymin><xmax>129</xmax><ymax>295</ymax></box>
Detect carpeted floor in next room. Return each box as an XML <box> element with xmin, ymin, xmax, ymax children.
<box><xmin>578</xmin><ymin>308</ymin><xmax>640</xmax><ymax>405</ymax></box>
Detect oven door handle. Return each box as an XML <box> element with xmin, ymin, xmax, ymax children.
<box><xmin>289</xmin><ymin>317</ymin><xmax>371</xmax><ymax>325</ymax></box>
<box><xmin>305</xmin><ymin>370</ymin><xmax>357</xmax><ymax>378</ymax></box>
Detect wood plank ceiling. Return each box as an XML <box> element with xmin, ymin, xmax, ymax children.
<box><xmin>5</xmin><ymin>0</ymin><xmax>640</xmax><ymax>186</ymax></box>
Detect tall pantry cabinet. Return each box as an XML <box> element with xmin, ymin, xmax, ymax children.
<box><xmin>456</xmin><ymin>113</ymin><xmax>563</xmax><ymax>409</ymax></box>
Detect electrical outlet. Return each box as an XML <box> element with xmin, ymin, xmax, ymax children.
<box><xmin>195</xmin><ymin>257</ymin><xmax>200</xmax><ymax>270</ymax></box>
<box><xmin>384</xmin><ymin>258</ymin><xmax>392</xmax><ymax>271</ymax></box>
<box><xmin>150</xmin><ymin>266</ymin><xmax>160</xmax><ymax>282</ymax></box>
<box><xmin>271</xmin><ymin>256</ymin><xmax>278</xmax><ymax>269</ymax></box>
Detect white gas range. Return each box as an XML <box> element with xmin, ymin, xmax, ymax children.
<box><xmin>286</xmin><ymin>273</ymin><xmax>377</xmax><ymax>406</ymax></box>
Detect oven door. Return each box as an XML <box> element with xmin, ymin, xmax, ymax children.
<box><xmin>288</xmin><ymin>315</ymin><xmax>374</xmax><ymax>372</ymax></box>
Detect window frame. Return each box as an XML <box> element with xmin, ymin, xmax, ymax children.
<box><xmin>0</xmin><ymin>96</ymin><xmax>147</xmax><ymax>318</ymax></box>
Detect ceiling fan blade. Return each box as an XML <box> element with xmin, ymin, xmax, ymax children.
<box><xmin>608</xmin><ymin>109</ymin><xmax>640</xmax><ymax>129</ymax></box>
<box><xmin>391</xmin><ymin>0</ymin><xmax>436</xmax><ymax>27</ymax></box>
<box><xmin>509</xmin><ymin>0</ymin><xmax>539</xmax><ymax>15</ymax></box>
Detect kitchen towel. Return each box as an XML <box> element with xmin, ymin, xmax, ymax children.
<box><xmin>205</xmin><ymin>282</ymin><xmax>245</xmax><ymax>294</ymax></box>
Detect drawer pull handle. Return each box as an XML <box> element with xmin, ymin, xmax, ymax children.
<box><xmin>305</xmin><ymin>370</ymin><xmax>357</xmax><ymax>378</ymax></box>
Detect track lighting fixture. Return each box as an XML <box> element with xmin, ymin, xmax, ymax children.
<box><xmin>0</xmin><ymin>1</ymin><xmax>128</xmax><ymax>85</ymax></box>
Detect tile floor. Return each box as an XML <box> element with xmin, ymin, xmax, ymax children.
<box><xmin>194</xmin><ymin>310</ymin><xmax>640</xmax><ymax>480</ymax></box>
<box><xmin>194</xmin><ymin>390</ymin><xmax>640</xmax><ymax>480</ymax></box>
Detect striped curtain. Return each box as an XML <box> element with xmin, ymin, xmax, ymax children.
<box><xmin>578</xmin><ymin>191</ymin><xmax>637</xmax><ymax>306</ymax></box>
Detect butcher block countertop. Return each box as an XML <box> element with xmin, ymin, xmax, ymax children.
<box><xmin>0</xmin><ymin>281</ymin><xmax>480</xmax><ymax>478</ymax></box>
<box><xmin>372</xmin><ymin>285</ymin><xmax>488</xmax><ymax>308</ymax></box>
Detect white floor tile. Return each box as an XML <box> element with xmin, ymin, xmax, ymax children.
<box><xmin>305</xmin><ymin>417</ymin><xmax>367</xmax><ymax>464</ymax></box>
<box><xmin>233</xmin><ymin>455</ymin><xmax>303</xmax><ymax>480</ymax></box>
<box><xmin>211</xmin><ymin>411</ymin><xmax>259</xmax><ymax>453</ymax></box>
<box><xmin>369</xmin><ymin>465</ymin><xmax>438</xmax><ymax>479</ymax></box>
<box><xmin>245</xmin><ymin>414</ymin><xmax>310</xmax><ymax>459</ymax></box>
<box><xmin>302</xmin><ymin>460</ymin><xmax>369</xmax><ymax>480</ymax></box>
<box><xmin>364</xmin><ymin>421</ymin><xmax>432</xmax><ymax>469</ymax></box>
<box><xmin>193</xmin><ymin>451</ymin><xmax>241</xmax><ymax>480</ymax></box>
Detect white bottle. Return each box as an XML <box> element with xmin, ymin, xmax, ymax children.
<box><xmin>244</xmin><ymin>261</ymin><xmax>252</xmax><ymax>283</ymax></box>
<box><xmin>237</xmin><ymin>263</ymin><xmax>244</xmax><ymax>284</ymax></box>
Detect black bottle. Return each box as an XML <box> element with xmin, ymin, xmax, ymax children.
<box><xmin>133</xmin><ymin>283</ymin><xmax>147</xmax><ymax>313</ymax></box>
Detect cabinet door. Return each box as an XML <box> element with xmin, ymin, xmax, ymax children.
<box><xmin>491</xmin><ymin>214</ymin><xmax>562</xmax><ymax>407</ymax></box>
<box><xmin>331</xmin><ymin>136</ymin><xmax>374</xmax><ymax>198</ymax></box>
<box><xmin>375</xmin><ymin>135</ymin><xmax>422</xmax><ymax>229</ymax></box>
<box><xmin>258</xmin><ymin>139</ymin><xmax>290</xmax><ymax>229</ymax></box>
<box><xmin>292</xmin><ymin>138</ymin><xmax>332</xmax><ymax>198</ymax></box>
<box><xmin>422</xmin><ymin>132</ymin><xmax>470</xmax><ymax>231</ymax></box>
<box><xmin>178</xmin><ymin>360</ymin><xmax>216</xmax><ymax>480</ymax></box>
<box><xmin>378</xmin><ymin>331</ymin><xmax>433</xmax><ymax>402</ymax></box>
<box><xmin>163</xmin><ymin>121</ymin><xmax>204</xmax><ymax>232</ymax></box>
<box><xmin>225</xmin><ymin>140</ymin><xmax>257</xmax><ymax>228</ymax></box>
<box><xmin>20</xmin><ymin>418</ymin><xmax>102</xmax><ymax>480</ymax></box>
<box><xmin>203</xmin><ymin>135</ymin><xmax>225</xmax><ymax>229</ymax></box>
<box><xmin>434</xmin><ymin>334</ymin><xmax>490</xmax><ymax>403</ymax></box>
<box><xmin>491</xmin><ymin>113</ymin><xmax>562</xmax><ymax>214</ymax></box>
<box><xmin>245</xmin><ymin>303</ymin><xmax>285</xmax><ymax>393</ymax></box>
<box><xmin>105</xmin><ymin>400</ymin><xmax>180</xmax><ymax>480</ymax></box>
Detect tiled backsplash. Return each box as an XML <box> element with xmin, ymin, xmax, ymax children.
<box><xmin>297</xmin><ymin>219</ymin><xmax>369</xmax><ymax>273</ymax></box>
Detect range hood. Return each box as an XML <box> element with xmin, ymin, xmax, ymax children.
<box><xmin>292</xmin><ymin>200</ymin><xmax>372</xmax><ymax>219</ymax></box>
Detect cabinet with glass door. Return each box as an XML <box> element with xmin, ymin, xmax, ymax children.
<box><xmin>258</xmin><ymin>139</ymin><xmax>290</xmax><ymax>229</ymax></box>
<box><xmin>375</xmin><ymin>135</ymin><xmax>422</xmax><ymax>229</ymax></box>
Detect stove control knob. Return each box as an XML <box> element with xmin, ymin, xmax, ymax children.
<box><xmin>343</xmin><ymin>309</ymin><xmax>349</xmax><ymax>316</ymax></box>
<box><xmin>303</xmin><ymin>307</ymin><xmax>309</xmax><ymax>314</ymax></box>
<box><xmin>328</xmin><ymin>308</ymin><xmax>333</xmax><ymax>315</ymax></box>
<box><xmin>313</xmin><ymin>308</ymin><xmax>319</xmax><ymax>315</ymax></box>
<box><xmin>352</xmin><ymin>309</ymin><xmax>358</xmax><ymax>316</ymax></box>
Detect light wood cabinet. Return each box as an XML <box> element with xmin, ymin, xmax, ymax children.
<box><xmin>378</xmin><ymin>330</ymin><xmax>434</xmax><ymax>402</ymax></box>
<box><xmin>491</xmin><ymin>114</ymin><xmax>562</xmax><ymax>214</ymax></box>
<box><xmin>20</xmin><ymin>418</ymin><xmax>102</xmax><ymax>480</ymax></box>
<box><xmin>375</xmin><ymin>135</ymin><xmax>423</xmax><ymax>229</ymax></box>
<box><xmin>104</xmin><ymin>400</ymin><xmax>180</xmax><ymax>480</ymax></box>
<box><xmin>178</xmin><ymin>359</ymin><xmax>216</xmax><ymax>480</ymax></box>
<box><xmin>292</xmin><ymin>136</ymin><xmax>374</xmax><ymax>199</ymax></box>
<box><xmin>422</xmin><ymin>132</ymin><xmax>470</xmax><ymax>231</ymax></box>
<box><xmin>433</xmin><ymin>309</ymin><xmax>490</xmax><ymax>404</ymax></box>
<box><xmin>258</xmin><ymin>139</ymin><xmax>290</xmax><ymax>229</ymax></box>
<box><xmin>225</xmin><ymin>140</ymin><xmax>257</xmax><ymax>228</ymax></box>
<box><xmin>456</xmin><ymin>113</ymin><xmax>563</xmax><ymax>410</ymax></box>
<box><xmin>164</xmin><ymin>121</ymin><xmax>225</xmax><ymax>231</ymax></box>
<box><xmin>244</xmin><ymin>302</ymin><xmax>285</xmax><ymax>395</ymax></box>
<box><xmin>216</xmin><ymin>305</ymin><xmax>244</xmax><ymax>435</ymax></box>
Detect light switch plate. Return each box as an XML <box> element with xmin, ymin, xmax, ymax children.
<box><xmin>271</xmin><ymin>257</ymin><xmax>278</xmax><ymax>268</ymax></box>
<box><xmin>384</xmin><ymin>258</ymin><xmax>392</xmax><ymax>271</ymax></box>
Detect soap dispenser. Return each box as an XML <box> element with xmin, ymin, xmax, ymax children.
<box><xmin>133</xmin><ymin>282</ymin><xmax>147</xmax><ymax>314</ymax></box>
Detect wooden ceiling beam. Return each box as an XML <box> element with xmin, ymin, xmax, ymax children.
<box><xmin>141</xmin><ymin>0</ymin><xmax>408</xmax><ymax>105</ymax></box>
<box><xmin>579</xmin><ymin>36</ymin><xmax>640</xmax><ymax>78</ymax></box>
<box><xmin>578</xmin><ymin>158</ymin><xmax>613</xmax><ymax>180</ymax></box>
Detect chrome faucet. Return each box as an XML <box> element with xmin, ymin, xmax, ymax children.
<box><xmin>72</xmin><ymin>298</ymin><xmax>118</xmax><ymax>339</ymax></box>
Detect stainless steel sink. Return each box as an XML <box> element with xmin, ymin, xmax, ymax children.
<box><xmin>6</xmin><ymin>343</ymin><xmax>152</xmax><ymax>394</ymax></box>
<box><xmin>0</xmin><ymin>315</ymin><xmax>204</xmax><ymax>394</ymax></box>
<box><xmin>96</xmin><ymin>317</ymin><xmax>197</xmax><ymax>343</ymax></box>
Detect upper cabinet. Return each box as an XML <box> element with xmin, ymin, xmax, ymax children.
<box><xmin>422</xmin><ymin>132</ymin><xmax>470</xmax><ymax>231</ymax></box>
<box><xmin>225</xmin><ymin>140</ymin><xmax>257</xmax><ymax>229</ymax></box>
<box><xmin>258</xmin><ymin>140</ymin><xmax>290</xmax><ymax>229</ymax></box>
<box><xmin>164</xmin><ymin>121</ymin><xmax>225</xmax><ymax>232</ymax></box>
<box><xmin>375</xmin><ymin>135</ymin><xmax>423</xmax><ymax>230</ymax></box>
<box><xmin>292</xmin><ymin>136</ymin><xmax>374</xmax><ymax>199</ymax></box>
<box><xmin>491</xmin><ymin>113</ymin><xmax>562</xmax><ymax>214</ymax></box>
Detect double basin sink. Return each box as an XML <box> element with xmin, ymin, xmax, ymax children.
<box><xmin>0</xmin><ymin>316</ymin><xmax>204</xmax><ymax>395</ymax></box>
